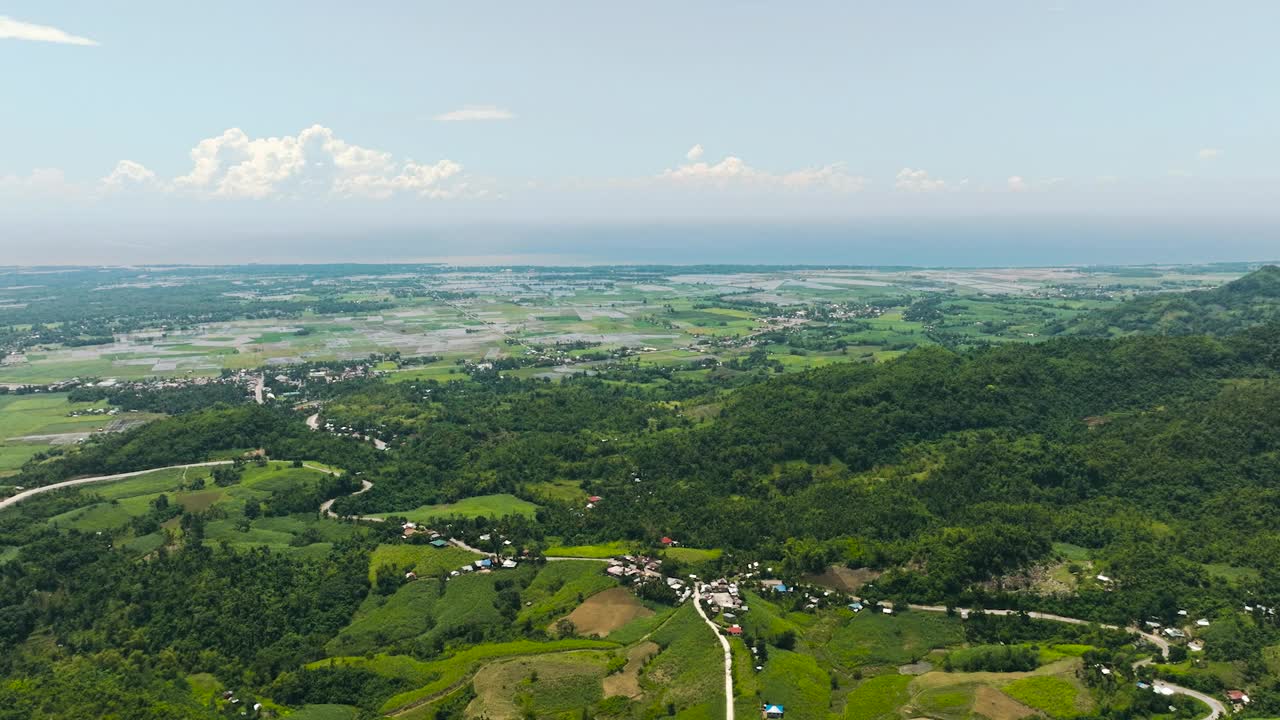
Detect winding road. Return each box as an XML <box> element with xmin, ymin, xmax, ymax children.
<box><xmin>692</xmin><ymin>583</ymin><xmax>735</xmax><ymax>720</ymax></box>
<box><xmin>907</xmin><ymin>604</ymin><xmax>1224</xmax><ymax>719</ymax></box>
<box><xmin>0</xmin><ymin>461</ymin><xmax>233</xmax><ymax>512</ymax></box>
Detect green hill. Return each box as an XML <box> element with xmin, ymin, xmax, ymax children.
<box><xmin>1065</xmin><ymin>265</ymin><xmax>1280</xmax><ymax>336</ymax></box>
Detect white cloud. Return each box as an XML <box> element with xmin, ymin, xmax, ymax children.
<box><xmin>0</xmin><ymin>167</ymin><xmax>76</xmax><ymax>196</ymax></box>
<box><xmin>434</xmin><ymin>105</ymin><xmax>515</xmax><ymax>122</ymax></box>
<box><xmin>0</xmin><ymin>16</ymin><xmax>98</xmax><ymax>46</ymax></box>
<box><xmin>1198</xmin><ymin>148</ymin><xmax>1221</xmax><ymax>160</ymax></box>
<box><xmin>1007</xmin><ymin>175</ymin><xmax>1027</xmax><ymax>192</ymax></box>
<box><xmin>685</xmin><ymin>144</ymin><xmax>705</xmax><ymax>161</ymax></box>
<box><xmin>172</xmin><ymin>125</ymin><xmax>465</xmax><ymax>199</ymax></box>
<box><xmin>894</xmin><ymin>168</ymin><xmax>946</xmax><ymax>192</ymax></box>
<box><xmin>659</xmin><ymin>153</ymin><xmax>866</xmax><ymax>193</ymax></box>
<box><xmin>100</xmin><ymin>160</ymin><xmax>158</xmax><ymax>191</ymax></box>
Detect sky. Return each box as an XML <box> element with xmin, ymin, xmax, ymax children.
<box><xmin>2</xmin><ymin>2</ymin><xmax>1279</xmax><ymax>265</ymax></box>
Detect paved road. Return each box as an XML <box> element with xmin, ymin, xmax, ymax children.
<box><xmin>692</xmin><ymin>584</ymin><xmax>735</xmax><ymax>720</ymax></box>
<box><xmin>0</xmin><ymin>461</ymin><xmax>232</xmax><ymax>512</ymax></box>
<box><xmin>907</xmin><ymin>605</ymin><xmax>1222</xmax><ymax>719</ymax></box>
<box><xmin>319</xmin><ymin>478</ymin><xmax>373</xmax><ymax>519</ymax></box>
<box><xmin>253</xmin><ymin>375</ymin><xmax>265</xmax><ymax>405</ymax></box>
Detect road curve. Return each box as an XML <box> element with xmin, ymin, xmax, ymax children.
<box><xmin>907</xmin><ymin>605</ymin><xmax>1222</xmax><ymax>719</ymax></box>
<box><xmin>0</xmin><ymin>461</ymin><xmax>233</xmax><ymax>512</ymax></box>
<box><xmin>692</xmin><ymin>583</ymin><xmax>735</xmax><ymax>720</ymax></box>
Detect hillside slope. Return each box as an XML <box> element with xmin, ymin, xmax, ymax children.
<box><xmin>1064</xmin><ymin>265</ymin><xmax>1280</xmax><ymax>336</ymax></box>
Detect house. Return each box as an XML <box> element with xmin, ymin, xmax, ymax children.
<box><xmin>848</xmin><ymin>601</ymin><xmax>864</xmax><ymax>612</ymax></box>
<box><xmin>661</xmin><ymin>536</ymin><xmax>675</xmax><ymax>547</ymax></box>
<box><xmin>476</xmin><ymin>558</ymin><xmax>493</xmax><ymax>569</ymax></box>
<box><xmin>404</xmin><ymin>571</ymin><xmax>417</xmax><ymax>581</ymax></box>
<box><xmin>1162</xmin><ymin>627</ymin><xmax>1186</xmax><ymax>639</ymax></box>
<box><xmin>727</xmin><ymin>624</ymin><xmax>743</xmax><ymax>636</ymax></box>
<box><xmin>1188</xmin><ymin>640</ymin><xmax>1204</xmax><ymax>652</ymax></box>
<box><xmin>771</xmin><ymin>584</ymin><xmax>789</xmax><ymax>593</ymax></box>
<box><xmin>588</xmin><ymin>495</ymin><xmax>602</xmax><ymax>503</ymax></box>
<box><xmin>501</xmin><ymin>559</ymin><xmax>518</xmax><ymax>569</ymax></box>
<box><xmin>1095</xmin><ymin>574</ymin><xmax>1112</xmax><ymax>583</ymax></box>
<box><xmin>429</xmin><ymin>539</ymin><xmax>449</xmax><ymax>548</ymax></box>
<box><xmin>1226</xmin><ymin>690</ymin><xmax>1249</xmax><ymax>704</ymax></box>
<box><xmin>762</xmin><ymin>704</ymin><xmax>785</xmax><ymax>719</ymax></box>
<box><xmin>1196</xmin><ymin>618</ymin><xmax>1211</xmax><ymax>627</ymax></box>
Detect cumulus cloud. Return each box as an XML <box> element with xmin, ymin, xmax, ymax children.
<box><xmin>685</xmin><ymin>144</ymin><xmax>705</xmax><ymax>161</ymax></box>
<box><xmin>434</xmin><ymin>105</ymin><xmax>515</xmax><ymax>122</ymax></box>
<box><xmin>894</xmin><ymin>168</ymin><xmax>946</xmax><ymax>192</ymax></box>
<box><xmin>659</xmin><ymin>151</ymin><xmax>866</xmax><ymax>193</ymax></box>
<box><xmin>171</xmin><ymin>125</ymin><xmax>466</xmax><ymax>199</ymax></box>
<box><xmin>0</xmin><ymin>16</ymin><xmax>98</xmax><ymax>46</ymax></box>
<box><xmin>1198</xmin><ymin>148</ymin><xmax>1221</xmax><ymax>160</ymax></box>
<box><xmin>100</xmin><ymin>160</ymin><xmax>158</xmax><ymax>191</ymax></box>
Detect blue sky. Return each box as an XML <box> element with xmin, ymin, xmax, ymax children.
<box><xmin>2</xmin><ymin>2</ymin><xmax>1279</xmax><ymax>263</ymax></box>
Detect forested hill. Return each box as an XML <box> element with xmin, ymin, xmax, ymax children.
<box><xmin>1065</xmin><ymin>264</ymin><xmax>1280</xmax><ymax>336</ymax></box>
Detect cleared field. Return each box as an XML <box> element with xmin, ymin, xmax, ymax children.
<box><xmin>804</xmin><ymin>565</ymin><xmax>881</xmax><ymax>593</ymax></box>
<box><xmin>559</xmin><ymin>587</ymin><xmax>653</xmax><ymax>637</ymax></box>
<box><xmin>371</xmin><ymin>493</ymin><xmax>537</xmax><ymax>522</ymax></box>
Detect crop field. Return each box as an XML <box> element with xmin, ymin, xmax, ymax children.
<box><xmin>371</xmin><ymin>493</ymin><xmax>538</xmax><ymax>522</ymax></box>
<box><xmin>2</xmin><ymin>265</ymin><xmax>1247</xmax><ymax>390</ymax></box>
<box><xmin>642</xmin><ymin>605</ymin><xmax>726</xmax><ymax>718</ymax></box>
<box><xmin>0</xmin><ymin>393</ymin><xmax>148</xmax><ymax>476</ymax></box>
<box><xmin>545</xmin><ymin>541</ymin><xmax>631</xmax><ymax>558</ymax></box>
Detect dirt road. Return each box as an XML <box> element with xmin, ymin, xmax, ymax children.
<box><xmin>692</xmin><ymin>583</ymin><xmax>735</xmax><ymax>720</ymax></box>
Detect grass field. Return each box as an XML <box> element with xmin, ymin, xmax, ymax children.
<box><xmin>757</xmin><ymin>649</ymin><xmax>832</xmax><ymax>720</ymax></box>
<box><xmin>545</xmin><ymin>541</ymin><xmax>630</xmax><ymax>558</ymax></box>
<box><xmin>663</xmin><ymin>547</ymin><xmax>723</xmax><ymax>563</ymax></box>
<box><xmin>366</xmin><ymin>544</ymin><xmax>481</xmax><ymax>583</ymax></box>
<box><xmin>372</xmin><ymin>493</ymin><xmax>538</xmax><ymax>522</ymax></box>
<box><xmin>313</xmin><ymin>639</ymin><xmax>620</xmax><ymax>715</ymax></box>
<box><xmin>821</xmin><ymin>609</ymin><xmax>965</xmax><ymax>671</ymax></box>
<box><xmin>467</xmin><ymin>651</ymin><xmax>609</xmax><ymax>719</ymax></box>
<box><xmin>843</xmin><ymin>674</ymin><xmax>912</xmax><ymax>720</ymax></box>
<box><xmin>518</xmin><ymin>560</ymin><xmax>618</xmax><ymax>627</ymax></box>
<box><xmin>284</xmin><ymin>705</ymin><xmax>360</xmax><ymax>720</ymax></box>
<box><xmin>1001</xmin><ymin>675</ymin><xmax>1088</xmax><ymax>718</ymax></box>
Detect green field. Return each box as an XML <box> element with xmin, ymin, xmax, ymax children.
<box><xmin>372</xmin><ymin>493</ymin><xmax>538</xmax><ymax>522</ymax></box>
<box><xmin>366</xmin><ymin>543</ymin><xmax>481</xmax><ymax>582</ymax></box>
<box><xmin>546</xmin><ymin>541</ymin><xmax>630</xmax><ymax>558</ymax></box>
<box><xmin>1002</xmin><ymin>675</ymin><xmax>1087</xmax><ymax>718</ymax></box>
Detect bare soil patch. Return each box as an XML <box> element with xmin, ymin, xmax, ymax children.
<box><xmin>561</xmin><ymin>587</ymin><xmax>653</xmax><ymax>637</ymax></box>
<box><xmin>603</xmin><ymin>640</ymin><xmax>659</xmax><ymax>698</ymax></box>
<box><xmin>805</xmin><ymin>565</ymin><xmax>881</xmax><ymax>593</ymax></box>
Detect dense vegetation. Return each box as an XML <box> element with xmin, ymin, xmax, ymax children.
<box><xmin>6</xmin><ymin>267</ymin><xmax>1280</xmax><ymax>718</ymax></box>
